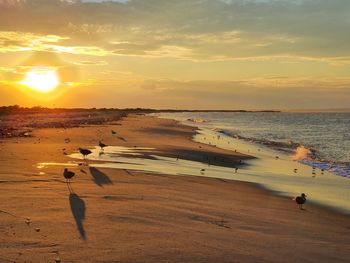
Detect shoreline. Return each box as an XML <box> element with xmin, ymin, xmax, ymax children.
<box><xmin>155</xmin><ymin>111</ymin><xmax>350</xmax><ymax>179</ymax></box>
<box><xmin>195</xmin><ymin>127</ymin><xmax>350</xmax><ymax>215</ymax></box>
<box><xmin>158</xmin><ymin>115</ymin><xmax>350</xmax><ymax>215</ymax></box>
<box><xmin>0</xmin><ymin>113</ymin><xmax>349</xmax><ymax>262</ymax></box>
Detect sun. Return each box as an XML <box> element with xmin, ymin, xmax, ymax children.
<box><xmin>20</xmin><ymin>67</ymin><xmax>60</xmax><ymax>93</ymax></box>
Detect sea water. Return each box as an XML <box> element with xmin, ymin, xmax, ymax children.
<box><xmin>157</xmin><ymin>112</ymin><xmax>350</xmax><ymax>178</ymax></box>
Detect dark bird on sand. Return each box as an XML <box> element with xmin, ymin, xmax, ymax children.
<box><xmin>111</xmin><ymin>130</ymin><xmax>117</xmax><ymax>135</ymax></box>
<box><xmin>63</xmin><ymin>168</ymin><xmax>75</xmax><ymax>182</ymax></box>
<box><xmin>99</xmin><ymin>141</ymin><xmax>107</xmax><ymax>151</ymax></box>
<box><xmin>295</xmin><ymin>193</ymin><xmax>307</xmax><ymax>210</ymax></box>
<box><xmin>79</xmin><ymin>148</ymin><xmax>92</xmax><ymax>159</ymax></box>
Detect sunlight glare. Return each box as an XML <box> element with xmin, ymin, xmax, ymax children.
<box><xmin>20</xmin><ymin>67</ymin><xmax>60</xmax><ymax>93</ymax></box>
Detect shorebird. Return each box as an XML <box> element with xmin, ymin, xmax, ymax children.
<box><xmin>295</xmin><ymin>193</ymin><xmax>307</xmax><ymax>210</ymax></box>
<box><xmin>111</xmin><ymin>130</ymin><xmax>117</xmax><ymax>135</ymax></box>
<box><xmin>63</xmin><ymin>168</ymin><xmax>75</xmax><ymax>183</ymax></box>
<box><xmin>79</xmin><ymin>148</ymin><xmax>92</xmax><ymax>159</ymax></box>
<box><xmin>99</xmin><ymin>140</ymin><xmax>107</xmax><ymax>151</ymax></box>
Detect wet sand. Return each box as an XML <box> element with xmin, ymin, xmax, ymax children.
<box><xmin>0</xmin><ymin>114</ymin><xmax>349</xmax><ymax>262</ymax></box>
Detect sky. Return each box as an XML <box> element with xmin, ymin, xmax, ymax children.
<box><xmin>0</xmin><ymin>0</ymin><xmax>349</xmax><ymax>109</ymax></box>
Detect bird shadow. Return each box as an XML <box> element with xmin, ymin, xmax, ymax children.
<box><xmin>89</xmin><ymin>167</ymin><xmax>113</xmax><ymax>187</ymax></box>
<box><xmin>69</xmin><ymin>191</ymin><xmax>87</xmax><ymax>240</ymax></box>
<box><xmin>66</xmin><ymin>182</ymin><xmax>86</xmax><ymax>240</ymax></box>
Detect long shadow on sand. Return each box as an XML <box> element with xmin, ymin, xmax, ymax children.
<box><xmin>89</xmin><ymin>167</ymin><xmax>113</xmax><ymax>187</ymax></box>
<box><xmin>69</xmin><ymin>192</ymin><xmax>86</xmax><ymax>240</ymax></box>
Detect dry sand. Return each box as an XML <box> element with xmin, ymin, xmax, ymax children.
<box><xmin>0</xmin><ymin>114</ymin><xmax>349</xmax><ymax>262</ymax></box>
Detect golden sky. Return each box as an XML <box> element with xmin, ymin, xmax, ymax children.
<box><xmin>0</xmin><ymin>0</ymin><xmax>349</xmax><ymax>109</ymax></box>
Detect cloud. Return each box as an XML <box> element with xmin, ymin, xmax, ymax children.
<box><xmin>0</xmin><ymin>0</ymin><xmax>349</xmax><ymax>63</ymax></box>
<box><xmin>0</xmin><ymin>31</ymin><xmax>111</xmax><ymax>56</ymax></box>
<box><xmin>73</xmin><ymin>60</ymin><xmax>108</xmax><ymax>65</ymax></box>
<box><xmin>134</xmin><ymin>77</ymin><xmax>350</xmax><ymax>109</ymax></box>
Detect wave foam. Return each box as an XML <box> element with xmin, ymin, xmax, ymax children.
<box><xmin>291</xmin><ymin>145</ymin><xmax>311</xmax><ymax>161</ymax></box>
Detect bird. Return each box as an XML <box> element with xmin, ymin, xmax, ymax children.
<box><xmin>79</xmin><ymin>148</ymin><xmax>92</xmax><ymax>159</ymax></box>
<box><xmin>99</xmin><ymin>140</ymin><xmax>107</xmax><ymax>151</ymax></box>
<box><xmin>63</xmin><ymin>168</ymin><xmax>75</xmax><ymax>183</ymax></box>
<box><xmin>111</xmin><ymin>130</ymin><xmax>117</xmax><ymax>135</ymax></box>
<box><xmin>295</xmin><ymin>193</ymin><xmax>307</xmax><ymax>210</ymax></box>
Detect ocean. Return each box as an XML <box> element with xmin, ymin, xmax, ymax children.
<box><xmin>157</xmin><ymin>111</ymin><xmax>350</xmax><ymax>178</ymax></box>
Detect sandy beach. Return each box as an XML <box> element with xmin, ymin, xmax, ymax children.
<box><xmin>0</xmin><ymin>113</ymin><xmax>349</xmax><ymax>263</ymax></box>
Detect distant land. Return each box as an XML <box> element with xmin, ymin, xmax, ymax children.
<box><xmin>2</xmin><ymin>105</ymin><xmax>350</xmax><ymax>115</ymax></box>
<box><xmin>0</xmin><ymin>105</ymin><xmax>280</xmax><ymax>115</ymax></box>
